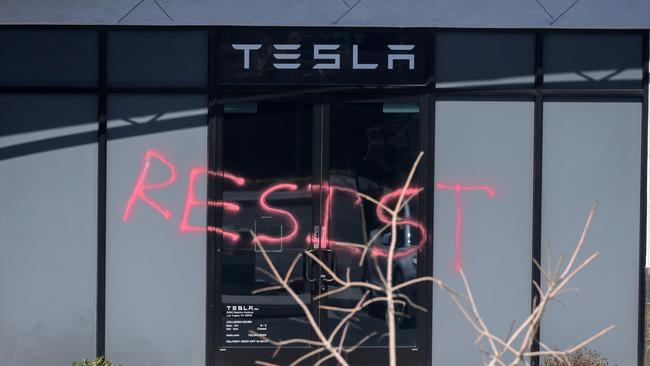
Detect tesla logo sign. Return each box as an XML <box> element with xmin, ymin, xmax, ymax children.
<box><xmin>232</xmin><ymin>44</ymin><xmax>415</xmax><ymax>70</ymax></box>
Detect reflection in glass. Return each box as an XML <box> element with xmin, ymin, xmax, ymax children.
<box><xmin>326</xmin><ymin>101</ymin><xmax>422</xmax><ymax>347</ymax></box>
<box><xmin>436</xmin><ymin>32</ymin><xmax>535</xmax><ymax>89</ymax></box>
<box><xmin>543</xmin><ymin>33</ymin><xmax>643</xmax><ymax>89</ymax></box>
<box><xmin>221</xmin><ymin>101</ymin><xmax>313</xmax><ymax>347</ymax></box>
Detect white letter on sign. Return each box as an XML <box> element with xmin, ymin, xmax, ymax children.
<box><xmin>232</xmin><ymin>44</ymin><xmax>262</xmax><ymax>69</ymax></box>
<box><xmin>313</xmin><ymin>44</ymin><xmax>341</xmax><ymax>69</ymax></box>
<box><xmin>387</xmin><ymin>45</ymin><xmax>415</xmax><ymax>70</ymax></box>
<box><xmin>273</xmin><ymin>44</ymin><xmax>301</xmax><ymax>69</ymax></box>
<box><xmin>352</xmin><ymin>45</ymin><xmax>378</xmax><ymax>70</ymax></box>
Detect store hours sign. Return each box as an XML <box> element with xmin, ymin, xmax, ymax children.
<box><xmin>223</xmin><ymin>305</ymin><xmax>267</xmax><ymax>345</ymax></box>
<box><xmin>217</xmin><ymin>28</ymin><xmax>427</xmax><ymax>85</ymax></box>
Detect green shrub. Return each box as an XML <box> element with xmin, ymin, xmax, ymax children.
<box><xmin>72</xmin><ymin>356</ymin><xmax>120</xmax><ymax>366</ymax></box>
<box><xmin>542</xmin><ymin>349</ymin><xmax>610</xmax><ymax>366</ymax></box>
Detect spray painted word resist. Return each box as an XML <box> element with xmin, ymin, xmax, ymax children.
<box><xmin>216</xmin><ymin>28</ymin><xmax>427</xmax><ymax>85</ymax></box>
<box><xmin>122</xmin><ymin>150</ymin><xmax>495</xmax><ymax>272</ymax></box>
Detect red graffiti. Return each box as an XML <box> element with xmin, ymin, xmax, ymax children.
<box><xmin>180</xmin><ymin>168</ymin><xmax>244</xmax><ymax>242</ymax></box>
<box><xmin>372</xmin><ymin>187</ymin><xmax>427</xmax><ymax>258</ymax></box>
<box><xmin>436</xmin><ymin>183</ymin><xmax>496</xmax><ymax>272</ymax></box>
<box><xmin>308</xmin><ymin>183</ymin><xmax>363</xmax><ymax>249</ymax></box>
<box><xmin>122</xmin><ymin>150</ymin><xmax>177</xmax><ymax>222</ymax></box>
<box><xmin>256</xmin><ymin>183</ymin><xmax>300</xmax><ymax>245</ymax></box>
<box><xmin>122</xmin><ymin>152</ymin><xmax>499</xmax><ymax>269</ymax></box>
<box><xmin>209</xmin><ymin>170</ymin><xmax>246</xmax><ymax>186</ymax></box>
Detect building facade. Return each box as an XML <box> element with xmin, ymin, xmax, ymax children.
<box><xmin>0</xmin><ymin>1</ymin><xmax>649</xmax><ymax>366</ymax></box>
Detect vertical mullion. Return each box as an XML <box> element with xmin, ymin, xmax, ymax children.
<box><xmin>419</xmin><ymin>92</ymin><xmax>433</xmax><ymax>366</ymax></box>
<box><xmin>638</xmin><ymin>30</ymin><xmax>649</xmax><ymax>366</ymax></box>
<box><xmin>206</xmin><ymin>28</ymin><xmax>218</xmax><ymax>366</ymax></box>
<box><xmin>530</xmin><ymin>31</ymin><xmax>544</xmax><ymax>366</ymax></box>
<box><xmin>318</xmin><ymin>97</ymin><xmax>330</xmax><ymax>354</ymax></box>
<box><xmin>425</xmin><ymin>28</ymin><xmax>436</xmax><ymax>366</ymax></box>
<box><xmin>310</xmin><ymin>98</ymin><xmax>322</xmax><ymax>355</ymax></box>
<box><xmin>96</xmin><ymin>28</ymin><xmax>107</xmax><ymax>358</ymax></box>
<box><xmin>425</xmin><ymin>92</ymin><xmax>436</xmax><ymax>366</ymax></box>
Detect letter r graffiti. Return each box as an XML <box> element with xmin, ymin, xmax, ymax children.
<box><xmin>122</xmin><ymin>150</ymin><xmax>177</xmax><ymax>222</ymax></box>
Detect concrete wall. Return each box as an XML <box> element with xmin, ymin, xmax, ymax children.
<box><xmin>0</xmin><ymin>0</ymin><xmax>648</xmax><ymax>28</ymax></box>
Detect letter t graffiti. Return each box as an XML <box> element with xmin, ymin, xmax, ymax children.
<box><xmin>436</xmin><ymin>183</ymin><xmax>496</xmax><ymax>272</ymax></box>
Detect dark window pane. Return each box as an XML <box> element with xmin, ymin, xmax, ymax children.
<box><xmin>108</xmin><ymin>30</ymin><xmax>208</xmax><ymax>87</ymax></box>
<box><xmin>0</xmin><ymin>30</ymin><xmax>98</xmax><ymax>86</ymax></box>
<box><xmin>221</xmin><ymin>100</ymin><xmax>313</xmax><ymax>348</ymax></box>
<box><xmin>544</xmin><ymin>33</ymin><xmax>643</xmax><ymax>88</ymax></box>
<box><xmin>436</xmin><ymin>32</ymin><xmax>535</xmax><ymax>89</ymax></box>
<box><xmin>327</xmin><ymin>101</ymin><xmax>422</xmax><ymax>348</ymax></box>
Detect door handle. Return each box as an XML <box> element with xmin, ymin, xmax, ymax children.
<box><xmin>304</xmin><ymin>248</ymin><xmax>319</xmax><ymax>283</ymax></box>
<box><xmin>321</xmin><ymin>248</ymin><xmax>336</xmax><ymax>282</ymax></box>
<box><xmin>304</xmin><ymin>249</ymin><xmax>336</xmax><ymax>282</ymax></box>
<box><xmin>304</xmin><ymin>226</ymin><xmax>336</xmax><ymax>282</ymax></box>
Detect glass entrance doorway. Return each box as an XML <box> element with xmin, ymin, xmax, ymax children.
<box><xmin>213</xmin><ymin>95</ymin><xmax>427</xmax><ymax>366</ymax></box>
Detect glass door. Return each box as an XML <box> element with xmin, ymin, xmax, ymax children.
<box><xmin>214</xmin><ymin>94</ymin><xmax>428</xmax><ymax>366</ymax></box>
<box><xmin>319</xmin><ymin>96</ymin><xmax>427</xmax><ymax>366</ymax></box>
<box><xmin>215</xmin><ymin>95</ymin><xmax>322</xmax><ymax>365</ymax></box>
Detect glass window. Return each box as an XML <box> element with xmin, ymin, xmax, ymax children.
<box><xmin>544</xmin><ymin>33</ymin><xmax>643</xmax><ymax>89</ymax></box>
<box><xmin>0</xmin><ymin>94</ymin><xmax>97</xmax><ymax>364</ymax></box>
<box><xmin>105</xmin><ymin>94</ymin><xmax>207</xmax><ymax>366</ymax></box>
<box><xmin>540</xmin><ymin>98</ymin><xmax>642</xmax><ymax>365</ymax></box>
<box><xmin>220</xmin><ymin>100</ymin><xmax>314</xmax><ymax>352</ymax></box>
<box><xmin>327</xmin><ymin>101</ymin><xmax>422</xmax><ymax>348</ymax></box>
<box><xmin>107</xmin><ymin>30</ymin><xmax>208</xmax><ymax>87</ymax></box>
<box><xmin>435</xmin><ymin>32</ymin><xmax>535</xmax><ymax>89</ymax></box>
<box><xmin>0</xmin><ymin>29</ymin><xmax>98</xmax><ymax>86</ymax></box>
<box><xmin>433</xmin><ymin>98</ymin><xmax>534</xmax><ymax>365</ymax></box>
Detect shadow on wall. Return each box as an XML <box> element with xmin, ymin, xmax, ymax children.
<box><xmin>0</xmin><ymin>31</ymin><xmax>644</xmax><ymax>162</ymax></box>
<box><xmin>0</xmin><ymin>94</ymin><xmax>207</xmax><ymax>161</ymax></box>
